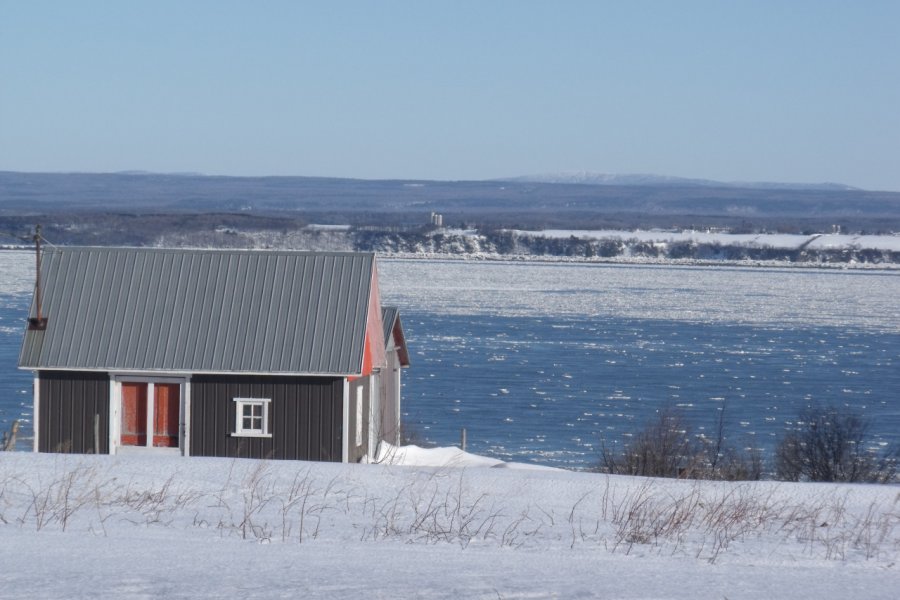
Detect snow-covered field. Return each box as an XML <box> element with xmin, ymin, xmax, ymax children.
<box><xmin>0</xmin><ymin>450</ymin><xmax>896</xmax><ymax>599</ymax></box>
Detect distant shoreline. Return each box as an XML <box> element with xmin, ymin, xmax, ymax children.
<box><xmin>379</xmin><ymin>251</ymin><xmax>900</xmax><ymax>271</ymax></box>
<box><xmin>5</xmin><ymin>244</ymin><xmax>900</xmax><ymax>271</ymax></box>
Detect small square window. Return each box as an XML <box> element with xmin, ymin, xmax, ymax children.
<box><xmin>233</xmin><ymin>398</ymin><xmax>272</xmax><ymax>437</ymax></box>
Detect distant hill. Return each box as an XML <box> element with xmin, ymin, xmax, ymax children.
<box><xmin>502</xmin><ymin>172</ymin><xmax>860</xmax><ymax>192</ymax></box>
<box><xmin>1</xmin><ymin>170</ymin><xmax>898</xmax><ymax>233</ymax></box>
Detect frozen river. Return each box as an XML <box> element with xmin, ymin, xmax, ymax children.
<box><xmin>379</xmin><ymin>259</ymin><xmax>900</xmax><ymax>466</ymax></box>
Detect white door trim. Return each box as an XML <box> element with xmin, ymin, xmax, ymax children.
<box><xmin>110</xmin><ymin>374</ymin><xmax>188</xmax><ymax>455</ymax></box>
<box><xmin>341</xmin><ymin>378</ymin><xmax>350</xmax><ymax>463</ymax></box>
<box><xmin>32</xmin><ymin>375</ymin><xmax>40</xmax><ymax>453</ymax></box>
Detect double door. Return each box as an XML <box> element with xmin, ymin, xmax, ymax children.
<box><xmin>121</xmin><ymin>382</ymin><xmax>181</xmax><ymax>448</ymax></box>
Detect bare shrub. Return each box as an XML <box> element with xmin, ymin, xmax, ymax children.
<box><xmin>597</xmin><ymin>408</ymin><xmax>763</xmax><ymax>480</ymax></box>
<box><xmin>14</xmin><ymin>465</ymin><xmax>103</xmax><ymax>531</ymax></box>
<box><xmin>598</xmin><ymin>409</ymin><xmax>706</xmax><ymax>478</ymax></box>
<box><xmin>238</xmin><ymin>462</ymin><xmax>275</xmax><ymax>540</ymax></box>
<box><xmin>400</xmin><ymin>419</ymin><xmax>432</xmax><ymax>447</ymax></box>
<box><xmin>775</xmin><ymin>406</ymin><xmax>898</xmax><ymax>483</ymax></box>
<box><xmin>710</xmin><ymin>446</ymin><xmax>764</xmax><ymax>482</ymax></box>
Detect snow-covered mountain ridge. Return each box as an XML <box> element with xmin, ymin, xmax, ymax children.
<box><xmin>138</xmin><ymin>226</ymin><xmax>900</xmax><ymax>266</ymax></box>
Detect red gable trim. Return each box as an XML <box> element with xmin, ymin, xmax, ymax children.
<box><xmin>349</xmin><ymin>262</ymin><xmax>386</xmax><ymax>381</ymax></box>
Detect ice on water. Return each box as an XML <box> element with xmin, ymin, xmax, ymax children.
<box><xmin>379</xmin><ymin>259</ymin><xmax>900</xmax><ymax>332</ymax></box>
<box><xmin>379</xmin><ymin>259</ymin><xmax>900</xmax><ymax>467</ymax></box>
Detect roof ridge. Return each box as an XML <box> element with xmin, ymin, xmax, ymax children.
<box><xmin>46</xmin><ymin>246</ymin><xmax>375</xmax><ymax>257</ymax></box>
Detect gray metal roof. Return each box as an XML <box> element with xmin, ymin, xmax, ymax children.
<box><xmin>380</xmin><ymin>305</ymin><xmax>410</xmax><ymax>367</ymax></box>
<box><xmin>19</xmin><ymin>247</ymin><xmax>376</xmax><ymax>375</ymax></box>
<box><xmin>381</xmin><ymin>306</ymin><xmax>399</xmax><ymax>348</ymax></box>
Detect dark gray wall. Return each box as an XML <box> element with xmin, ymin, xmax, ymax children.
<box><xmin>190</xmin><ymin>374</ymin><xmax>343</xmax><ymax>461</ymax></box>
<box><xmin>38</xmin><ymin>370</ymin><xmax>109</xmax><ymax>454</ymax></box>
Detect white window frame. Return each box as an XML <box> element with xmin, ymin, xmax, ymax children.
<box><xmin>233</xmin><ymin>397</ymin><xmax>272</xmax><ymax>438</ymax></box>
<box><xmin>355</xmin><ymin>386</ymin><xmax>364</xmax><ymax>446</ymax></box>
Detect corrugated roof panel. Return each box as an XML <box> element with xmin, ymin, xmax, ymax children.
<box><xmin>160</xmin><ymin>252</ymin><xmax>188</xmax><ymax>365</ymax></box>
<box><xmin>256</xmin><ymin>254</ymin><xmax>278</xmax><ymax>371</ymax></box>
<box><xmin>19</xmin><ymin>247</ymin><xmax>376</xmax><ymax>375</ymax></box>
<box><xmin>309</xmin><ymin>255</ymin><xmax>332</xmax><ymax>373</ymax></box>
<box><xmin>297</xmin><ymin>255</ymin><xmax>317</xmax><ymax>367</ymax></box>
<box><xmin>240</xmin><ymin>253</ymin><xmax>259</xmax><ymax>370</ymax></box>
<box><xmin>381</xmin><ymin>306</ymin><xmax>399</xmax><ymax>346</ymax></box>
<box><xmin>269</xmin><ymin>254</ymin><xmax>292</xmax><ymax>370</ymax></box>
<box><xmin>333</xmin><ymin>258</ymin><xmax>355</xmax><ymax>372</ymax></box>
<box><xmin>344</xmin><ymin>258</ymin><xmax>369</xmax><ymax>369</ymax></box>
<box><xmin>320</xmin><ymin>255</ymin><xmax>344</xmax><ymax>373</ymax></box>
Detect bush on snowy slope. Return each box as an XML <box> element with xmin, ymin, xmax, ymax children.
<box><xmin>597</xmin><ymin>406</ymin><xmax>897</xmax><ymax>483</ymax></box>
<box><xmin>775</xmin><ymin>406</ymin><xmax>899</xmax><ymax>483</ymax></box>
<box><xmin>596</xmin><ymin>408</ymin><xmax>764</xmax><ymax>481</ymax></box>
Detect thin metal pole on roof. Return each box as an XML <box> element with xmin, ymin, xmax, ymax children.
<box><xmin>28</xmin><ymin>224</ymin><xmax>48</xmax><ymax>331</ymax></box>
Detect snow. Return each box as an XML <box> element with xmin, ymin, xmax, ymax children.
<box><xmin>0</xmin><ymin>451</ymin><xmax>896</xmax><ymax>599</ymax></box>
<box><xmin>513</xmin><ymin>229</ymin><xmax>900</xmax><ymax>251</ymax></box>
<box><xmin>808</xmin><ymin>234</ymin><xmax>900</xmax><ymax>251</ymax></box>
<box><xmin>375</xmin><ymin>442</ymin><xmax>559</xmax><ymax>470</ymax></box>
<box><xmin>436</xmin><ymin>228</ymin><xmax>479</xmax><ymax>237</ymax></box>
<box><xmin>304</xmin><ymin>224</ymin><xmax>352</xmax><ymax>231</ymax></box>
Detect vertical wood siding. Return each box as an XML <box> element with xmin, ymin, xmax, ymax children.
<box><xmin>190</xmin><ymin>375</ymin><xmax>343</xmax><ymax>461</ymax></box>
<box><xmin>38</xmin><ymin>371</ymin><xmax>109</xmax><ymax>454</ymax></box>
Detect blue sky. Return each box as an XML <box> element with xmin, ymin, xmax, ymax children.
<box><xmin>2</xmin><ymin>1</ymin><xmax>898</xmax><ymax>190</ymax></box>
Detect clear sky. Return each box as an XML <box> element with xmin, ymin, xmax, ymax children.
<box><xmin>2</xmin><ymin>1</ymin><xmax>898</xmax><ymax>190</ymax></box>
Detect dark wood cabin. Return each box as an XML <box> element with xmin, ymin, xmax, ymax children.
<box><xmin>19</xmin><ymin>247</ymin><xmax>410</xmax><ymax>462</ymax></box>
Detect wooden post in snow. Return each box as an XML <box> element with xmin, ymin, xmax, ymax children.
<box><xmin>460</xmin><ymin>428</ymin><xmax>467</xmax><ymax>452</ymax></box>
<box><xmin>1</xmin><ymin>420</ymin><xmax>19</xmax><ymax>451</ymax></box>
<box><xmin>94</xmin><ymin>414</ymin><xmax>100</xmax><ymax>454</ymax></box>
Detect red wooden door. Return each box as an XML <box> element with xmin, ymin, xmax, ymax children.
<box><xmin>121</xmin><ymin>382</ymin><xmax>148</xmax><ymax>446</ymax></box>
<box><xmin>153</xmin><ymin>383</ymin><xmax>180</xmax><ymax>447</ymax></box>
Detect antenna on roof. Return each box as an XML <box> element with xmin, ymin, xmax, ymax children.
<box><xmin>27</xmin><ymin>224</ymin><xmax>48</xmax><ymax>331</ymax></box>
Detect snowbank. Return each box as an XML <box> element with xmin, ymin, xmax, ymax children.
<box><xmin>374</xmin><ymin>442</ymin><xmax>559</xmax><ymax>470</ymax></box>
<box><xmin>0</xmin><ymin>450</ymin><xmax>896</xmax><ymax>599</ymax></box>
